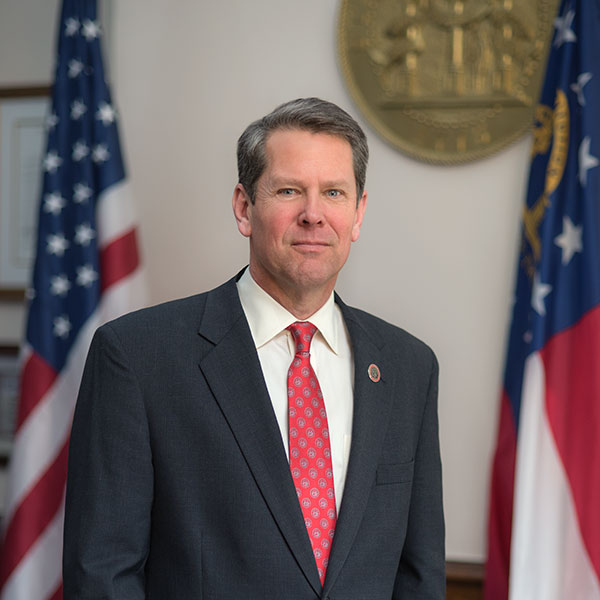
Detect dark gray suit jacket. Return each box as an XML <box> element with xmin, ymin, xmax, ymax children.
<box><xmin>63</xmin><ymin>273</ymin><xmax>444</xmax><ymax>599</ymax></box>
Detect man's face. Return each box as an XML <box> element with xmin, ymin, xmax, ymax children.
<box><xmin>233</xmin><ymin>128</ymin><xmax>367</xmax><ymax>308</ymax></box>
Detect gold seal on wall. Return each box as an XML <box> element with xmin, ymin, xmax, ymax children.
<box><xmin>338</xmin><ymin>0</ymin><xmax>559</xmax><ymax>164</ymax></box>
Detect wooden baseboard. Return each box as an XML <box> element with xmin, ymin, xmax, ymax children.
<box><xmin>446</xmin><ymin>561</ymin><xmax>484</xmax><ymax>600</ymax></box>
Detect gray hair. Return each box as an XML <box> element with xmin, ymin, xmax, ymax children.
<box><xmin>237</xmin><ymin>98</ymin><xmax>369</xmax><ymax>204</ymax></box>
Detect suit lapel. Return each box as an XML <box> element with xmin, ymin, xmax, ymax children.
<box><xmin>197</xmin><ymin>277</ymin><xmax>322</xmax><ymax>595</ymax></box>
<box><xmin>323</xmin><ymin>298</ymin><xmax>398</xmax><ymax>595</ymax></box>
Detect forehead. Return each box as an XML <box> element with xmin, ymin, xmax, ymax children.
<box><xmin>263</xmin><ymin>129</ymin><xmax>354</xmax><ymax>178</ymax></box>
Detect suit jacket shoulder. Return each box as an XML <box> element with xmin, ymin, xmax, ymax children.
<box><xmin>98</xmin><ymin>275</ymin><xmax>246</xmax><ymax>352</ymax></box>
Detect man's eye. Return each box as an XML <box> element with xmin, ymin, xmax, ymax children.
<box><xmin>326</xmin><ymin>189</ymin><xmax>342</xmax><ymax>198</ymax></box>
<box><xmin>278</xmin><ymin>188</ymin><xmax>296</xmax><ymax>196</ymax></box>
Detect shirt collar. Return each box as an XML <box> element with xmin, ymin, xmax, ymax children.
<box><xmin>236</xmin><ymin>267</ymin><xmax>340</xmax><ymax>354</ymax></box>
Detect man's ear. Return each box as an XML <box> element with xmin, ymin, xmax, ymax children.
<box><xmin>232</xmin><ymin>183</ymin><xmax>252</xmax><ymax>237</ymax></box>
<box><xmin>351</xmin><ymin>190</ymin><xmax>367</xmax><ymax>242</ymax></box>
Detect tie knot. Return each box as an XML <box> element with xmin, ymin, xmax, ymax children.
<box><xmin>287</xmin><ymin>321</ymin><xmax>317</xmax><ymax>354</ymax></box>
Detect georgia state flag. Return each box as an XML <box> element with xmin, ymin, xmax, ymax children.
<box><xmin>486</xmin><ymin>1</ymin><xmax>600</xmax><ymax>599</ymax></box>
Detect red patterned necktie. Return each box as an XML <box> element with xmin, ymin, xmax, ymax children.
<box><xmin>287</xmin><ymin>321</ymin><xmax>337</xmax><ymax>586</ymax></box>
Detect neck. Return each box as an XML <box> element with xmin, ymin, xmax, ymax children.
<box><xmin>248</xmin><ymin>268</ymin><xmax>334</xmax><ymax>320</ymax></box>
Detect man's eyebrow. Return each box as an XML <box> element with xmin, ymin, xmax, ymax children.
<box><xmin>321</xmin><ymin>180</ymin><xmax>352</xmax><ymax>189</ymax></box>
<box><xmin>268</xmin><ymin>176</ymin><xmax>304</xmax><ymax>188</ymax></box>
<box><xmin>268</xmin><ymin>176</ymin><xmax>353</xmax><ymax>189</ymax></box>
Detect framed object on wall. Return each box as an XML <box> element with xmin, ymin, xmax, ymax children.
<box><xmin>0</xmin><ymin>87</ymin><xmax>50</xmax><ymax>299</ymax></box>
<box><xmin>0</xmin><ymin>347</ymin><xmax>19</xmax><ymax>463</ymax></box>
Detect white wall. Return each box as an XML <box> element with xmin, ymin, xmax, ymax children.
<box><xmin>0</xmin><ymin>0</ymin><xmax>534</xmax><ymax>563</ymax></box>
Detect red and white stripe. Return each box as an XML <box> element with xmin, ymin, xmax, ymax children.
<box><xmin>0</xmin><ymin>181</ymin><xmax>147</xmax><ymax>600</ymax></box>
<box><xmin>509</xmin><ymin>307</ymin><xmax>600</xmax><ymax>599</ymax></box>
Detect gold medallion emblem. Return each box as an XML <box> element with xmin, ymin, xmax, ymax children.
<box><xmin>521</xmin><ymin>88</ymin><xmax>569</xmax><ymax>278</ymax></box>
<box><xmin>338</xmin><ymin>0</ymin><xmax>559</xmax><ymax>164</ymax></box>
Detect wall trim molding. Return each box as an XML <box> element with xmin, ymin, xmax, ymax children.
<box><xmin>446</xmin><ymin>561</ymin><xmax>484</xmax><ymax>599</ymax></box>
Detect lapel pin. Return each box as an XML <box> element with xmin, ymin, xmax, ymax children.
<box><xmin>368</xmin><ymin>363</ymin><xmax>381</xmax><ymax>382</ymax></box>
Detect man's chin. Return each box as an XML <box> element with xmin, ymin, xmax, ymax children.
<box><xmin>286</xmin><ymin>267</ymin><xmax>338</xmax><ymax>294</ymax></box>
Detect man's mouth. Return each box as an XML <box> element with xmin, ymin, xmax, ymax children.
<box><xmin>291</xmin><ymin>241</ymin><xmax>330</xmax><ymax>251</ymax></box>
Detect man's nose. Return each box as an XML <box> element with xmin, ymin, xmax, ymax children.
<box><xmin>299</xmin><ymin>192</ymin><xmax>324</xmax><ymax>225</ymax></box>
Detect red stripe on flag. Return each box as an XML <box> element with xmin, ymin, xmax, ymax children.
<box><xmin>484</xmin><ymin>390</ymin><xmax>517</xmax><ymax>600</ymax></box>
<box><xmin>16</xmin><ymin>353</ymin><xmax>58</xmax><ymax>430</ymax></box>
<box><xmin>48</xmin><ymin>582</ymin><xmax>63</xmax><ymax>600</ymax></box>
<box><xmin>542</xmin><ymin>304</ymin><xmax>600</xmax><ymax>581</ymax></box>
<box><xmin>0</xmin><ymin>438</ymin><xmax>69</xmax><ymax>589</ymax></box>
<box><xmin>100</xmin><ymin>228</ymin><xmax>140</xmax><ymax>292</ymax></box>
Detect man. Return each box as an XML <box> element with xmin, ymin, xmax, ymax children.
<box><xmin>64</xmin><ymin>98</ymin><xmax>445</xmax><ymax>599</ymax></box>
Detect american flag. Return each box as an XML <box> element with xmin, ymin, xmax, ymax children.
<box><xmin>485</xmin><ymin>0</ymin><xmax>600</xmax><ymax>598</ymax></box>
<box><xmin>0</xmin><ymin>1</ymin><xmax>147</xmax><ymax>598</ymax></box>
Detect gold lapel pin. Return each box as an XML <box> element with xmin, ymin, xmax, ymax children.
<box><xmin>368</xmin><ymin>363</ymin><xmax>380</xmax><ymax>382</ymax></box>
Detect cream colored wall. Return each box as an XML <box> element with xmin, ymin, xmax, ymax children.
<box><xmin>0</xmin><ymin>0</ymin><xmax>533</xmax><ymax>563</ymax></box>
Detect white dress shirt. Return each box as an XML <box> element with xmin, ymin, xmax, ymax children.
<box><xmin>236</xmin><ymin>268</ymin><xmax>354</xmax><ymax>512</ymax></box>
